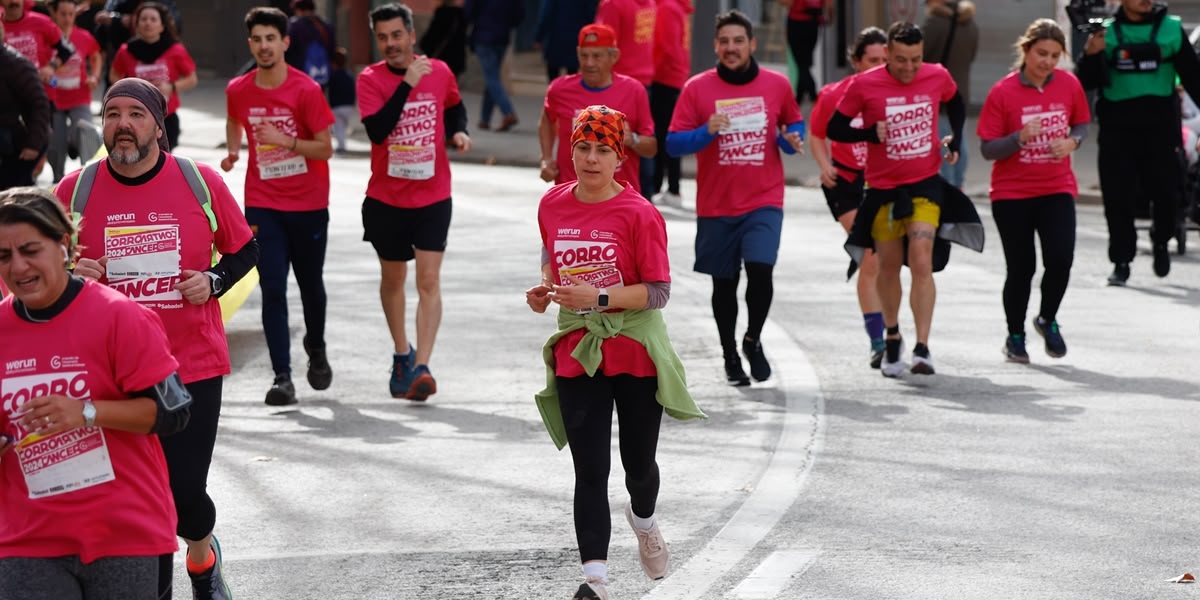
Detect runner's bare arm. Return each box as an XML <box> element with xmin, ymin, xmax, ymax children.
<box><xmin>220</xmin><ymin>117</ymin><xmax>242</xmax><ymax>172</ymax></box>
<box><xmin>538</xmin><ymin>109</ymin><xmax>559</xmax><ymax>182</ymax></box>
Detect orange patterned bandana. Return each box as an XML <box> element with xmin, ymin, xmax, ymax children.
<box><xmin>570</xmin><ymin>105</ymin><xmax>626</xmax><ymax>161</ymax></box>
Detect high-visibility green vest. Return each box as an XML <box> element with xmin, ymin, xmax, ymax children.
<box><xmin>1101</xmin><ymin>13</ymin><xmax>1183</xmax><ymax>102</ymax></box>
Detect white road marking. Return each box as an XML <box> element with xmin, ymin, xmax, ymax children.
<box><xmin>643</xmin><ymin>303</ymin><xmax>826</xmax><ymax>599</ymax></box>
<box><xmin>729</xmin><ymin>549</ymin><xmax>822</xmax><ymax>599</ymax></box>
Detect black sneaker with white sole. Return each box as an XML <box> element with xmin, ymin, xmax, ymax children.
<box><xmin>264</xmin><ymin>373</ymin><xmax>296</xmax><ymax>406</ymax></box>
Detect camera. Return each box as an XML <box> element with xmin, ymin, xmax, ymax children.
<box><xmin>1066</xmin><ymin>0</ymin><xmax>1112</xmax><ymax>35</ymax></box>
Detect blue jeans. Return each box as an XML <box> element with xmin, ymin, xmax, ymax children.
<box><xmin>245</xmin><ymin>207</ymin><xmax>330</xmax><ymax>375</ymax></box>
<box><xmin>475</xmin><ymin>43</ymin><xmax>515</xmax><ymax>123</ymax></box>
<box><xmin>939</xmin><ymin>114</ymin><xmax>967</xmax><ymax>188</ymax></box>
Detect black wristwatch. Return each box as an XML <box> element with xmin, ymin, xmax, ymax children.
<box><xmin>596</xmin><ymin>288</ymin><xmax>609</xmax><ymax>308</ymax></box>
<box><xmin>204</xmin><ymin>271</ymin><xmax>224</xmax><ymax>296</ymax></box>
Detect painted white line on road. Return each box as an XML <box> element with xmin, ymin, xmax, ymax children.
<box><xmin>729</xmin><ymin>549</ymin><xmax>821</xmax><ymax>599</ymax></box>
<box><xmin>643</xmin><ymin>311</ymin><xmax>826</xmax><ymax>599</ymax></box>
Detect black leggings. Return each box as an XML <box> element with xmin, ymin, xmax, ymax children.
<box><xmin>160</xmin><ymin>376</ymin><xmax>223</xmax><ymax>542</ymax></box>
<box><xmin>786</xmin><ymin>18</ymin><xmax>820</xmax><ymax>104</ymax></box>
<box><xmin>557</xmin><ymin>374</ymin><xmax>663</xmax><ymax>563</ymax></box>
<box><xmin>992</xmin><ymin>194</ymin><xmax>1076</xmax><ymax>335</ymax></box>
<box><xmin>712</xmin><ymin>262</ymin><xmax>774</xmax><ymax>356</ymax></box>
<box><xmin>650</xmin><ymin>82</ymin><xmax>682</xmax><ymax>195</ymax></box>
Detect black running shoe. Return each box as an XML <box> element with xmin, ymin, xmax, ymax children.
<box><xmin>1033</xmin><ymin>316</ymin><xmax>1067</xmax><ymax>358</ymax></box>
<box><xmin>1107</xmin><ymin>263</ymin><xmax>1130</xmax><ymax>286</ymax></box>
<box><xmin>724</xmin><ymin>353</ymin><xmax>750</xmax><ymax>387</ymax></box>
<box><xmin>303</xmin><ymin>335</ymin><xmax>332</xmax><ymax>390</ymax></box>
<box><xmin>264</xmin><ymin>373</ymin><xmax>297</xmax><ymax>406</ymax></box>
<box><xmin>572</xmin><ymin>577</ymin><xmax>608</xmax><ymax>599</ymax></box>
<box><xmin>742</xmin><ymin>335</ymin><xmax>772</xmax><ymax>382</ymax></box>
<box><xmin>1153</xmin><ymin>243</ymin><xmax>1170</xmax><ymax>277</ymax></box>
<box><xmin>1004</xmin><ymin>334</ymin><xmax>1030</xmax><ymax>364</ymax></box>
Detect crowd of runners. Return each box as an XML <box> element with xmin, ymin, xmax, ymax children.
<box><xmin>0</xmin><ymin>0</ymin><xmax>1194</xmax><ymax>597</ymax></box>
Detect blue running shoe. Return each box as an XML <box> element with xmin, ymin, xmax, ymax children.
<box><xmin>406</xmin><ymin>364</ymin><xmax>437</xmax><ymax>401</ymax></box>
<box><xmin>1033</xmin><ymin>317</ymin><xmax>1067</xmax><ymax>358</ymax></box>
<box><xmin>390</xmin><ymin>346</ymin><xmax>416</xmax><ymax>398</ymax></box>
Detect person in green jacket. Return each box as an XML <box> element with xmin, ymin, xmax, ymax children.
<box><xmin>526</xmin><ymin>105</ymin><xmax>703</xmax><ymax>600</ymax></box>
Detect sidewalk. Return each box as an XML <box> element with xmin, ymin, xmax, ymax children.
<box><xmin>176</xmin><ymin>77</ymin><xmax>1104</xmax><ymax>204</ymax></box>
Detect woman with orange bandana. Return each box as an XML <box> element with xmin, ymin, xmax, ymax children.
<box><xmin>526</xmin><ymin>105</ymin><xmax>703</xmax><ymax>600</ymax></box>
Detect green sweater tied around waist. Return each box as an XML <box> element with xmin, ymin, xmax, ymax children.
<box><xmin>535</xmin><ymin>307</ymin><xmax>706</xmax><ymax>450</ymax></box>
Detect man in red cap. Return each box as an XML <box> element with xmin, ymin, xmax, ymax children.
<box><xmin>538</xmin><ymin>23</ymin><xmax>656</xmax><ymax>193</ymax></box>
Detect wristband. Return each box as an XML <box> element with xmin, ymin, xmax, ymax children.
<box><xmin>291</xmin><ymin>137</ymin><xmax>298</xmax><ymax>151</ymax></box>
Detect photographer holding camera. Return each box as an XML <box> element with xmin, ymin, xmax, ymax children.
<box><xmin>1076</xmin><ymin>0</ymin><xmax>1200</xmax><ymax>285</ymax></box>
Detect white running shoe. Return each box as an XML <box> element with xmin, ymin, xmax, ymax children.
<box><xmin>880</xmin><ymin>339</ymin><xmax>906</xmax><ymax>378</ymax></box>
<box><xmin>625</xmin><ymin>504</ymin><xmax>669</xmax><ymax>580</ymax></box>
<box><xmin>910</xmin><ymin>349</ymin><xmax>935</xmax><ymax>375</ymax></box>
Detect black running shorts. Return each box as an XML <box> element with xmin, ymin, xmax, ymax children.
<box><xmin>361</xmin><ymin>196</ymin><xmax>453</xmax><ymax>262</ymax></box>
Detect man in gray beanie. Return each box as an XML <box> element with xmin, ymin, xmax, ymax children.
<box><xmin>55</xmin><ymin>73</ymin><xmax>261</xmax><ymax>600</ymax></box>
<box><xmin>103</xmin><ymin>77</ymin><xmax>171</xmax><ymax>164</ymax></box>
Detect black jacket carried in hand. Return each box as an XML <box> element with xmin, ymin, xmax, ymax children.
<box><xmin>420</xmin><ymin>5</ymin><xmax>468</xmax><ymax>76</ymax></box>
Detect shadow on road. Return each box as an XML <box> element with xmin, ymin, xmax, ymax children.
<box><xmin>1028</xmin><ymin>364</ymin><xmax>1200</xmax><ymax>403</ymax></box>
<box><xmin>897</xmin><ymin>374</ymin><xmax>1085</xmax><ymax>422</ymax></box>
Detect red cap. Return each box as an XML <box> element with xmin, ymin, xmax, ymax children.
<box><xmin>578</xmin><ymin>24</ymin><xmax>618</xmax><ymax>49</ymax></box>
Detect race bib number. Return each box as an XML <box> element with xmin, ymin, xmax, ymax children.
<box><xmin>554</xmin><ymin>239</ymin><xmax>625</xmax><ymax>314</ymax></box>
<box><xmin>250</xmin><ymin>115</ymin><xmax>308</xmax><ymax>180</ymax></box>
<box><xmin>3</xmin><ymin>371</ymin><xmax>114</xmax><ymax>499</ymax></box>
<box><xmin>387</xmin><ymin>100</ymin><xmax>439</xmax><ymax>180</ymax></box>
<box><xmin>104</xmin><ymin>225</ymin><xmax>183</xmax><ymax>305</ymax></box>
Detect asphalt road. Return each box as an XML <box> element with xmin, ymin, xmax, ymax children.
<box><xmin>135</xmin><ymin>136</ymin><xmax>1200</xmax><ymax>600</ymax></box>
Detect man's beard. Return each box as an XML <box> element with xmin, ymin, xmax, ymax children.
<box><xmin>108</xmin><ymin>138</ymin><xmax>152</xmax><ymax>164</ymax></box>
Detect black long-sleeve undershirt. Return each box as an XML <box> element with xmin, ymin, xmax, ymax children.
<box><xmin>208</xmin><ymin>237</ymin><xmax>259</xmax><ymax>298</ymax></box>
<box><xmin>826</xmin><ymin>111</ymin><xmax>880</xmax><ymax>144</ymax></box>
<box><xmin>362</xmin><ymin>81</ymin><xmax>413</xmax><ymax>144</ymax></box>
<box><xmin>444</xmin><ymin>101</ymin><xmax>467</xmax><ymax>137</ymax></box>
<box><xmin>943</xmin><ymin>91</ymin><xmax>965</xmax><ymax>153</ymax></box>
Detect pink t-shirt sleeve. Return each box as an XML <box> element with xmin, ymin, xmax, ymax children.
<box><xmin>668</xmin><ymin>81</ymin><xmax>700</xmax><ymax>132</ymax></box>
<box><xmin>171</xmin><ymin>44</ymin><xmax>196</xmax><ymax>76</ymax></box>
<box><xmin>201</xmin><ymin>166</ymin><xmax>254</xmax><ymax>254</ymax></box>
<box><xmin>975</xmin><ymin>82</ymin><xmax>1008</xmax><ymax>140</ymax></box>
<box><xmin>809</xmin><ymin>86</ymin><xmax>833</xmax><ymax>138</ymax></box>
<box><xmin>109</xmin><ymin>302</ymin><xmax>179</xmax><ymax>393</ymax></box>
<box><xmin>779</xmin><ymin>81</ymin><xmax>803</xmax><ymax>126</ymax></box>
<box><xmin>633</xmin><ymin>206</ymin><xmax>670</xmax><ymax>283</ymax></box>
<box><xmin>356</xmin><ymin>68</ymin><xmax>384</xmax><ymax>119</ymax></box>
<box><xmin>112</xmin><ymin>45</ymin><xmax>132</xmax><ymax>77</ymax></box>
<box><xmin>940</xmin><ymin>67</ymin><xmax>958</xmax><ymax>102</ymax></box>
<box><xmin>443</xmin><ymin>62</ymin><xmax>462</xmax><ymax>107</ymax></box>
<box><xmin>835</xmin><ymin>77</ymin><xmax>864</xmax><ymax>119</ymax></box>
<box><xmin>41</xmin><ymin>16</ymin><xmax>62</xmax><ymax>49</ymax></box>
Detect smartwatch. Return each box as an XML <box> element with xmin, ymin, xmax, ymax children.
<box><xmin>596</xmin><ymin>288</ymin><xmax>609</xmax><ymax>308</ymax></box>
<box><xmin>204</xmin><ymin>271</ymin><xmax>224</xmax><ymax>296</ymax></box>
<box><xmin>81</xmin><ymin>401</ymin><xmax>97</xmax><ymax>427</ymax></box>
